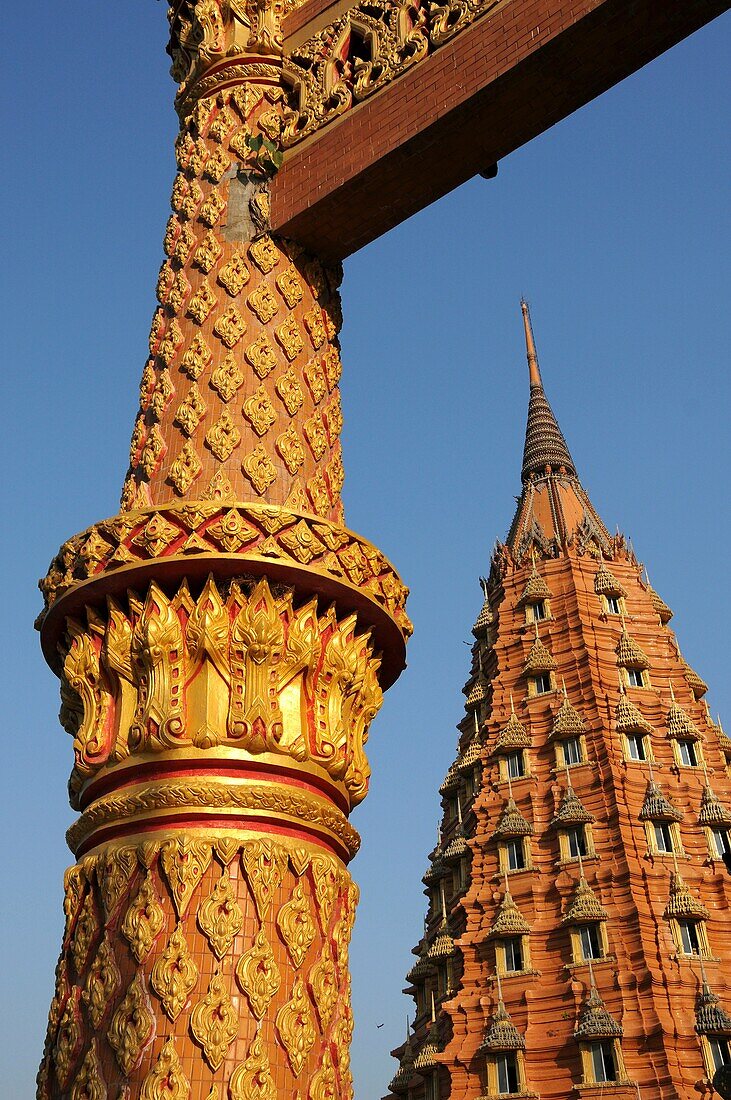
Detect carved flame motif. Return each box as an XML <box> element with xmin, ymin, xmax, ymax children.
<box><xmin>54</xmin><ymin>986</ymin><xmax>84</xmax><ymax>1091</ymax></box>
<box><xmin>83</xmin><ymin>935</ymin><xmax>121</xmax><ymax>1029</ymax></box>
<box><xmin>107</xmin><ymin>971</ymin><xmax>156</xmax><ymax>1077</ymax></box>
<box><xmin>228</xmin><ymin>580</ymin><xmax>285</xmax><ymax>749</ymax></box>
<box><xmin>229</xmin><ymin>1033</ymin><xmax>276</xmax><ymax>1100</ymax></box>
<box><xmin>277</xmin><ymin>882</ymin><xmax>317</xmax><ymax>968</ymax></box>
<box><xmin>236</xmin><ymin>928</ymin><xmax>281</xmax><ymax>1019</ymax></box>
<box><xmin>130</xmin><ymin>584</ymin><xmax>185</xmax><ymax>751</ymax></box>
<box><xmin>309</xmin><ymin>942</ymin><xmax>338</xmax><ymax>1030</ymax></box>
<box><xmin>140</xmin><ymin>1037</ymin><xmax>190</xmax><ymax>1100</ymax></box>
<box><xmin>121</xmin><ymin>873</ymin><xmax>166</xmax><ymax>963</ymax></box>
<box><xmin>242</xmin><ymin>840</ymin><xmax>287</xmax><ymax>920</ymax></box>
<box><xmin>71</xmin><ymin>890</ymin><xmax>100</xmax><ymax>975</ymax></box>
<box><xmin>275</xmin><ymin>976</ymin><xmax>317</xmax><ymax>1077</ymax></box>
<box><xmin>63</xmin><ymin>865</ymin><xmax>85</xmax><ymax>943</ymax></box>
<box><xmin>97</xmin><ymin>848</ymin><xmax>137</xmax><ymax>921</ymax></box>
<box><xmin>310</xmin><ymin>856</ymin><xmax>340</xmax><ymax>930</ymax></box>
<box><xmin>309</xmin><ymin>1049</ymin><xmax>338</xmax><ymax>1100</ymax></box>
<box><xmin>62</xmin><ymin>621</ymin><xmax>112</xmax><ymax>779</ymax></box>
<box><xmin>160</xmin><ymin>837</ymin><xmax>212</xmax><ymax>919</ymax></box>
<box><xmin>151</xmin><ymin>925</ymin><xmax>199</xmax><ymax>1021</ymax></box>
<box><xmin>190</xmin><ymin>972</ymin><xmax>239</xmax><ymax>1070</ymax></box>
<box><xmin>197</xmin><ymin>872</ymin><xmax>244</xmax><ymax>958</ymax></box>
<box><xmin>69</xmin><ymin>1039</ymin><xmax>106</xmax><ymax>1100</ymax></box>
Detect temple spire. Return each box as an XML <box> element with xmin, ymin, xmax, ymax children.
<box><xmin>520</xmin><ymin>300</ymin><xmax>577</xmax><ymax>483</ymax></box>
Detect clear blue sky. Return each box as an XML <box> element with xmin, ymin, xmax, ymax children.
<box><xmin>1</xmin><ymin>6</ymin><xmax>728</xmax><ymax>1096</ymax></box>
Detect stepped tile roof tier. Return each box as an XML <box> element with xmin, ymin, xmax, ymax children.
<box><xmin>384</xmin><ymin>304</ymin><xmax>731</xmax><ymax>1100</ymax></box>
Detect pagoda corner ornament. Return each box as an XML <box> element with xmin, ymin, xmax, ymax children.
<box><xmin>34</xmin><ymin>6</ymin><xmax>410</xmax><ymax>1098</ymax></box>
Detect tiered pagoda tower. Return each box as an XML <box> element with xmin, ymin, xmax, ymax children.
<box><xmin>386</xmin><ymin>303</ymin><xmax>731</xmax><ymax>1100</ymax></box>
<box><xmin>34</xmin><ymin>6</ymin><xmax>410</xmax><ymax>1099</ymax></box>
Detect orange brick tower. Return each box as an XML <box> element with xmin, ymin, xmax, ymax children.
<box><xmin>386</xmin><ymin>303</ymin><xmax>731</xmax><ymax>1100</ymax></box>
<box><xmin>34</xmin><ymin>6</ymin><xmax>410</xmax><ymax>1099</ymax></box>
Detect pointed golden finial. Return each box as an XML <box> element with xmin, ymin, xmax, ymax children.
<box><xmin>521</xmin><ymin>299</ymin><xmax>542</xmax><ymax>390</ymax></box>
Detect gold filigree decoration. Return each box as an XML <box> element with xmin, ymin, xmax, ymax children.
<box><xmin>182</xmin><ymin>333</ymin><xmax>212</xmax><ymax>380</ymax></box>
<box><xmin>303</xmin><ymin>358</ymin><xmax>326</xmax><ymax>404</ymax></box>
<box><xmin>206</xmin><ymin>408</ymin><xmax>241</xmax><ymax>460</ymax></box>
<box><xmin>139</xmin><ymin>425</ymin><xmax>166</xmax><ymax>477</ymax></box>
<box><xmin>242</xmin><ymin>444</ymin><xmax>277</xmax><ymax>494</ymax></box>
<box><xmin>309</xmin><ymin>1049</ymin><xmax>337</xmax><ymax>1100</ymax></box>
<box><xmin>276</xmin><ymin>266</ymin><xmax>304</xmax><ymax>308</ymax></box>
<box><xmin>277</xmin><ymin>882</ymin><xmax>317</xmax><ymax>968</ymax></box>
<box><xmin>275</xmin><ymin>316</ymin><xmax>304</xmax><ymax>361</ymax></box>
<box><xmin>187</xmin><ymin>282</ymin><xmax>216</xmax><ymax>324</ymax></box>
<box><xmin>72</xmin><ymin>890</ymin><xmax>100</xmax><ymax>975</ymax></box>
<box><xmin>121</xmin><ymin>873</ymin><xmax>165</xmax><ymax>963</ymax></box>
<box><xmin>54</xmin><ymin>987</ymin><xmax>83</xmax><ymax>1091</ymax></box>
<box><xmin>197</xmin><ymin>872</ymin><xmax>244</xmax><ymax>958</ymax></box>
<box><xmin>323</xmin><ymin>396</ymin><xmax>343</xmax><ymax>442</ymax></box>
<box><xmin>108</xmin><ymin>971</ymin><xmax>155</xmax><ymax>1077</ymax></box>
<box><xmin>247</xmin><ymin>284</ymin><xmax>279</xmax><ymax>324</ymax></box>
<box><xmin>249</xmin><ymin>236</ymin><xmax>280</xmax><ymax>274</ymax></box>
<box><xmin>158</xmin><ymin>320</ymin><xmax>184</xmax><ymax>367</ymax></box>
<box><xmin>309</xmin><ymin>941</ymin><xmax>338</xmax><ymax>1030</ymax></box>
<box><xmin>304</xmin><ymin>414</ymin><xmax>327</xmax><ymax>460</ymax></box>
<box><xmin>323</xmin><ymin>347</ymin><xmax>342</xmax><ymax>390</ymax></box>
<box><xmin>193</xmin><ymin>230</ymin><xmax>222</xmax><ymax>273</ymax></box>
<box><xmin>206</xmin><ymin>146</ymin><xmax>231</xmax><ymax>183</ymax></box>
<box><xmin>133</xmin><ymin>514</ymin><xmax>180</xmax><ymax>557</ymax></box>
<box><xmin>98</xmin><ymin>848</ymin><xmax>137</xmax><ymax>920</ymax></box>
<box><xmin>229</xmin><ymin>1034</ymin><xmax>276</xmax><ymax>1100</ymax></box>
<box><xmin>311</xmin><ymin>856</ymin><xmax>340</xmax><ymax>929</ymax></box>
<box><xmin>169</xmin><ymin>441</ymin><xmax>203</xmax><ymax>495</ymax></box>
<box><xmin>243</xmin><ymin>385</ymin><xmax>277</xmax><ymax>436</ymax></box>
<box><xmin>175</xmin><ymin>383</ymin><xmax>207</xmax><ymax>437</ymax></box>
<box><xmin>207</xmin><ymin>509</ymin><xmax>258</xmax><ymax>551</ymax></box>
<box><xmin>308</xmin><ymin>470</ymin><xmax>330</xmax><ymax>516</ymax></box>
<box><xmin>151</xmin><ymin>926</ymin><xmax>199</xmax><ymax>1021</ymax></box>
<box><xmin>242</xmin><ymin>840</ymin><xmax>287</xmax><ymax>920</ymax></box>
<box><xmin>213</xmin><ymin>304</ymin><xmax>247</xmax><ymax>348</ymax></box>
<box><xmin>70</xmin><ymin>1039</ymin><xmax>106</xmax><ymax>1100</ymax></box>
<box><xmin>209</xmin><ymin>106</ymin><xmax>235</xmax><ymax>143</ymax></box>
<box><xmin>276</xmin><ymin>368</ymin><xmax>304</xmax><ymax>415</ymax></box>
<box><xmin>179</xmin><ymin>180</ymin><xmax>203</xmax><ymax>220</ymax></box>
<box><xmin>210</xmin><ymin>353</ymin><xmax>244</xmax><ymax>401</ymax></box>
<box><xmin>327</xmin><ymin>450</ymin><xmax>345</xmax><ymax>496</ymax></box>
<box><xmin>129</xmin><ymin>584</ymin><xmax>185</xmax><ymax>748</ymax></box>
<box><xmin>83</xmin><ymin>935</ymin><xmax>121</xmax><ymax>1029</ymax></box>
<box><xmin>304</xmin><ymin>307</ymin><xmax>326</xmax><ymax>350</ymax></box>
<box><xmin>279</xmin><ymin>520</ymin><xmax>326</xmax><ymax>564</ymax></box>
<box><xmin>140</xmin><ymin>1038</ymin><xmax>190</xmax><ymax>1100</ymax></box>
<box><xmin>160</xmin><ymin>837</ymin><xmax>212</xmax><ymax>919</ymax></box>
<box><xmin>150</xmin><ymin>369</ymin><xmax>175</xmax><ymax>419</ymax></box>
<box><xmin>199</xmin><ymin>191</ymin><xmax>226</xmax><ymax>227</ymax></box>
<box><xmin>275</xmin><ymin>976</ymin><xmax>317</xmax><ymax>1077</ymax></box>
<box><xmin>245</xmin><ymin>333</ymin><xmax>277</xmax><ymax>378</ymax></box>
<box><xmin>218</xmin><ymin>253</ymin><xmax>250</xmax><ymax>296</ymax></box>
<box><xmin>191</xmin><ymin>972</ymin><xmax>238</xmax><ymax>1070</ymax></box>
<box><xmin>235</xmin><ymin>928</ymin><xmax>281</xmax><ymax>1019</ymax></box>
<box><xmin>276</xmin><ymin>425</ymin><xmax>305</xmax><ymax>474</ymax></box>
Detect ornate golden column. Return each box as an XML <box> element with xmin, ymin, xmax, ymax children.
<box><xmin>35</xmin><ymin>5</ymin><xmax>410</xmax><ymax>1097</ymax></box>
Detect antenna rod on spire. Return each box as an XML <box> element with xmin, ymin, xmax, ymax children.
<box><xmin>521</xmin><ymin>299</ymin><xmax>543</xmax><ymax>389</ymax></box>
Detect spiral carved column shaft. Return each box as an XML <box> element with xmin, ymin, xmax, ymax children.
<box><xmin>35</xmin><ymin>5</ymin><xmax>410</xmax><ymax>1097</ymax></box>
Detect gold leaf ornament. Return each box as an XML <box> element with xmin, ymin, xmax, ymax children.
<box><xmin>243</xmin><ymin>385</ymin><xmax>277</xmax><ymax>436</ymax></box>
<box><xmin>229</xmin><ymin>1033</ymin><xmax>276</xmax><ymax>1100</ymax></box>
<box><xmin>97</xmin><ymin>848</ymin><xmax>137</xmax><ymax>921</ymax></box>
<box><xmin>235</xmin><ymin>928</ymin><xmax>281</xmax><ymax>1019</ymax></box>
<box><xmin>54</xmin><ymin>986</ymin><xmax>84</xmax><ymax>1091</ymax></box>
<box><xmin>108</xmin><ymin>971</ymin><xmax>156</xmax><ymax>1077</ymax></box>
<box><xmin>242</xmin><ymin>840</ymin><xmax>287</xmax><ymax>919</ymax></box>
<box><xmin>160</xmin><ymin>837</ymin><xmax>213</xmax><ymax>919</ymax></box>
<box><xmin>205</xmin><ymin>408</ymin><xmax>241</xmax><ymax>461</ymax></box>
<box><xmin>72</xmin><ymin>889</ymin><xmax>100</xmax><ymax>974</ymax></box>
<box><xmin>275</xmin><ymin>976</ymin><xmax>317</xmax><ymax>1077</ymax></box>
<box><xmin>210</xmin><ymin>353</ymin><xmax>244</xmax><ymax>402</ymax></box>
<box><xmin>140</xmin><ymin>1038</ymin><xmax>190</xmax><ymax>1100</ymax></box>
<box><xmin>190</xmin><ymin>972</ymin><xmax>239</xmax><ymax>1070</ymax></box>
<box><xmin>169</xmin><ymin>441</ymin><xmax>203</xmax><ymax>495</ymax></box>
<box><xmin>70</xmin><ymin>1039</ymin><xmax>107</xmax><ymax>1100</ymax></box>
<box><xmin>277</xmin><ymin>881</ymin><xmax>317</xmax><ymax>969</ymax></box>
<box><xmin>197</xmin><ymin>872</ymin><xmax>244</xmax><ymax>958</ymax></box>
<box><xmin>309</xmin><ymin>1049</ymin><xmax>338</xmax><ymax>1100</ymax></box>
<box><xmin>121</xmin><ymin>873</ymin><xmax>165</xmax><ymax>962</ymax></box>
<box><xmin>83</xmin><ymin>935</ymin><xmax>121</xmax><ymax>1029</ymax></box>
<box><xmin>242</xmin><ymin>443</ymin><xmax>277</xmax><ymax>495</ymax></box>
<box><xmin>309</xmin><ymin>942</ymin><xmax>338</xmax><ymax>1029</ymax></box>
<box><xmin>151</xmin><ymin>925</ymin><xmax>199</xmax><ymax>1021</ymax></box>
